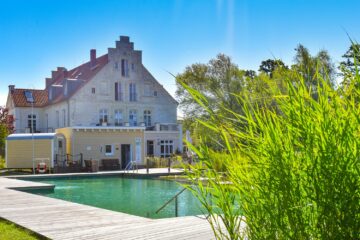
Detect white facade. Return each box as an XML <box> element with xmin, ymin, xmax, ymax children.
<box><xmin>6</xmin><ymin>36</ymin><xmax>182</xmax><ymax>158</ymax></box>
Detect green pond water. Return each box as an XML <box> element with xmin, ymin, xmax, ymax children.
<box><xmin>20</xmin><ymin>176</ymin><xmax>203</xmax><ymax>219</ymax></box>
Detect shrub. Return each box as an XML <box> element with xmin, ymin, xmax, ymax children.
<box><xmin>184</xmin><ymin>66</ymin><xmax>360</xmax><ymax>239</ymax></box>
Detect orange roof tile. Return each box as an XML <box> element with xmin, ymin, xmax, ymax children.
<box><xmin>10</xmin><ymin>53</ymin><xmax>109</xmax><ymax>107</ymax></box>
<box><xmin>11</xmin><ymin>89</ymin><xmax>48</xmax><ymax>107</ymax></box>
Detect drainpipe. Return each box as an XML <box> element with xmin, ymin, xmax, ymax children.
<box><xmin>67</xmin><ymin>99</ymin><xmax>70</xmax><ymax>127</ymax></box>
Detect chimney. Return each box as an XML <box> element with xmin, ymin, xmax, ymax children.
<box><xmin>51</xmin><ymin>70</ymin><xmax>57</xmax><ymax>79</ymax></box>
<box><xmin>8</xmin><ymin>85</ymin><xmax>15</xmax><ymax>93</ymax></box>
<box><xmin>90</xmin><ymin>49</ymin><xmax>96</xmax><ymax>67</ymax></box>
<box><xmin>120</xmin><ymin>36</ymin><xmax>130</xmax><ymax>43</ymax></box>
<box><xmin>45</xmin><ymin>78</ymin><xmax>53</xmax><ymax>89</ymax></box>
<box><xmin>57</xmin><ymin>67</ymin><xmax>67</xmax><ymax>79</ymax></box>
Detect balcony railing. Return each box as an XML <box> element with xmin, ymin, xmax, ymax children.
<box><xmin>145</xmin><ymin>123</ymin><xmax>179</xmax><ymax>131</ymax></box>
<box><xmin>14</xmin><ymin>128</ymin><xmax>55</xmax><ymax>133</ymax></box>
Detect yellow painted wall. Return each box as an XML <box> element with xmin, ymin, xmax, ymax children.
<box><xmin>56</xmin><ymin>128</ymin><xmax>73</xmax><ymax>154</ymax></box>
<box><xmin>56</xmin><ymin>128</ymin><xmax>145</xmax><ymax>166</ymax></box>
<box><xmin>6</xmin><ymin>139</ymin><xmax>53</xmax><ymax>168</ymax></box>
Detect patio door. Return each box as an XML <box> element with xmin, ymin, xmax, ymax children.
<box><xmin>121</xmin><ymin>144</ymin><xmax>131</xmax><ymax>169</ymax></box>
<box><xmin>147</xmin><ymin>140</ymin><xmax>154</xmax><ymax>156</ymax></box>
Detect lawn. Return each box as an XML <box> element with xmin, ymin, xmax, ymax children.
<box><xmin>0</xmin><ymin>219</ymin><xmax>43</xmax><ymax>240</ymax></box>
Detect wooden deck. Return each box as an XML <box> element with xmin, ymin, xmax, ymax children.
<box><xmin>0</xmin><ymin>175</ymin><xmax>215</xmax><ymax>239</ymax></box>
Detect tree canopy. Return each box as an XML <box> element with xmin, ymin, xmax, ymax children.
<box><xmin>259</xmin><ymin>59</ymin><xmax>287</xmax><ymax>77</ymax></box>
<box><xmin>176</xmin><ymin>44</ymin><xmax>337</xmax><ymax>147</ymax></box>
<box><xmin>0</xmin><ymin>107</ymin><xmax>14</xmax><ymax>157</ymax></box>
<box><xmin>340</xmin><ymin>43</ymin><xmax>360</xmax><ymax>75</ymax></box>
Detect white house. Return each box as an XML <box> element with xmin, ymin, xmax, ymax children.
<box><xmin>6</xmin><ymin>36</ymin><xmax>182</xmax><ymax>165</ymax></box>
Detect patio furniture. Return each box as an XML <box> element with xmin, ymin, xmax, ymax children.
<box><xmin>84</xmin><ymin>159</ymin><xmax>99</xmax><ymax>172</ymax></box>
<box><xmin>101</xmin><ymin>159</ymin><xmax>120</xmax><ymax>170</ymax></box>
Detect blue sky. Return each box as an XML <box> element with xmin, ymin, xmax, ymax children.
<box><xmin>0</xmin><ymin>0</ymin><xmax>359</xmax><ymax>106</ymax></box>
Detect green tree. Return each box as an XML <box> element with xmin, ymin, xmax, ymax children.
<box><xmin>340</xmin><ymin>43</ymin><xmax>360</xmax><ymax>76</ymax></box>
<box><xmin>176</xmin><ymin>54</ymin><xmax>250</xmax><ymax>147</ymax></box>
<box><xmin>245</xmin><ymin>70</ymin><xmax>256</xmax><ymax>79</ymax></box>
<box><xmin>259</xmin><ymin>59</ymin><xmax>288</xmax><ymax>77</ymax></box>
<box><xmin>0</xmin><ymin>107</ymin><xmax>14</xmax><ymax>156</ymax></box>
<box><xmin>292</xmin><ymin>44</ymin><xmax>335</xmax><ymax>87</ymax></box>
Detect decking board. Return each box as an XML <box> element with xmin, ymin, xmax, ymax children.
<box><xmin>0</xmin><ymin>175</ymin><xmax>214</xmax><ymax>239</ymax></box>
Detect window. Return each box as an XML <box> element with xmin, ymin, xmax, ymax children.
<box><xmin>27</xmin><ymin>114</ymin><xmax>36</xmax><ymax>133</ymax></box>
<box><xmin>105</xmin><ymin>144</ymin><xmax>113</xmax><ymax>156</ymax></box>
<box><xmin>160</xmin><ymin>140</ymin><xmax>174</xmax><ymax>157</ymax></box>
<box><xmin>56</xmin><ymin>111</ymin><xmax>60</xmax><ymax>128</ymax></box>
<box><xmin>154</xmin><ymin>91</ymin><xmax>158</xmax><ymax>97</ymax></box>
<box><xmin>144</xmin><ymin>110</ymin><xmax>151</xmax><ymax>127</ymax></box>
<box><xmin>114</xmin><ymin>62</ymin><xmax>119</xmax><ymax>70</ymax></box>
<box><xmin>129</xmin><ymin>83</ymin><xmax>137</xmax><ymax>102</ymax></box>
<box><xmin>114</xmin><ymin>110</ymin><xmax>123</xmax><ymax>126</ymax></box>
<box><xmin>24</xmin><ymin>91</ymin><xmax>34</xmax><ymax>103</ymax></box>
<box><xmin>91</xmin><ymin>88</ymin><xmax>95</xmax><ymax>94</ymax></box>
<box><xmin>147</xmin><ymin>140</ymin><xmax>154</xmax><ymax>156</ymax></box>
<box><xmin>131</xmin><ymin>63</ymin><xmax>135</xmax><ymax>71</ymax></box>
<box><xmin>115</xmin><ymin>82</ymin><xmax>123</xmax><ymax>101</ymax></box>
<box><xmin>62</xmin><ymin>109</ymin><xmax>66</xmax><ymax>127</ymax></box>
<box><xmin>99</xmin><ymin>109</ymin><xmax>108</xmax><ymax>124</ymax></box>
<box><xmin>121</xmin><ymin>59</ymin><xmax>129</xmax><ymax>77</ymax></box>
<box><xmin>129</xmin><ymin>110</ymin><xmax>137</xmax><ymax>126</ymax></box>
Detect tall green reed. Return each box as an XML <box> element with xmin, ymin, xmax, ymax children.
<box><xmin>183</xmin><ymin>64</ymin><xmax>360</xmax><ymax>239</ymax></box>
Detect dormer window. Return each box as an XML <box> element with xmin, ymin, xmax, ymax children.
<box><xmin>24</xmin><ymin>91</ymin><xmax>34</xmax><ymax>103</ymax></box>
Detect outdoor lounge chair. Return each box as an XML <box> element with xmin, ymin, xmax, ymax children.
<box><xmin>101</xmin><ymin>159</ymin><xmax>120</xmax><ymax>170</ymax></box>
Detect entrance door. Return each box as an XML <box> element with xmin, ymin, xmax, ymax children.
<box><xmin>55</xmin><ymin>138</ymin><xmax>66</xmax><ymax>166</ymax></box>
<box><xmin>147</xmin><ymin>140</ymin><xmax>154</xmax><ymax>156</ymax></box>
<box><xmin>121</xmin><ymin>144</ymin><xmax>131</xmax><ymax>169</ymax></box>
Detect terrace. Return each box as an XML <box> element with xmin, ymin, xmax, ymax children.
<box><xmin>0</xmin><ymin>171</ymin><xmax>216</xmax><ymax>239</ymax></box>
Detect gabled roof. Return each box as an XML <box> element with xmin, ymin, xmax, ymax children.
<box><xmin>9</xmin><ymin>54</ymin><xmax>109</xmax><ymax>107</ymax></box>
<box><xmin>53</xmin><ymin>54</ymin><xmax>108</xmax><ymax>86</ymax></box>
<box><xmin>10</xmin><ymin>89</ymin><xmax>48</xmax><ymax>107</ymax></box>
<box><xmin>48</xmin><ymin>54</ymin><xmax>109</xmax><ymax>104</ymax></box>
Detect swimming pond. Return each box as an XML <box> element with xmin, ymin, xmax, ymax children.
<box><xmin>20</xmin><ymin>176</ymin><xmax>203</xmax><ymax>219</ymax></box>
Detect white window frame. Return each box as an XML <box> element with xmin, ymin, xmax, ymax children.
<box><xmin>114</xmin><ymin>109</ymin><xmax>123</xmax><ymax>126</ymax></box>
<box><xmin>27</xmin><ymin>114</ymin><xmax>36</xmax><ymax>133</ymax></box>
<box><xmin>143</xmin><ymin>110</ymin><xmax>151</xmax><ymax>127</ymax></box>
<box><xmin>129</xmin><ymin>109</ymin><xmax>137</xmax><ymax>126</ymax></box>
<box><xmin>99</xmin><ymin>109</ymin><xmax>108</xmax><ymax>124</ymax></box>
<box><xmin>160</xmin><ymin>140</ymin><xmax>174</xmax><ymax>158</ymax></box>
<box><xmin>105</xmin><ymin>144</ymin><xmax>114</xmax><ymax>156</ymax></box>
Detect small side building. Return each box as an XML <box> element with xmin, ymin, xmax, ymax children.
<box><xmin>6</xmin><ymin>133</ymin><xmax>66</xmax><ymax>169</ymax></box>
<box><xmin>56</xmin><ymin>126</ymin><xmax>145</xmax><ymax>169</ymax></box>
